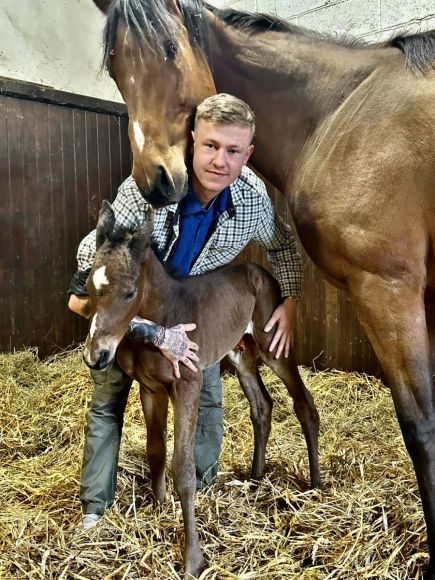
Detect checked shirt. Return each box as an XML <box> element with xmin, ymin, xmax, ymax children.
<box><xmin>73</xmin><ymin>166</ymin><xmax>302</xmax><ymax>299</ymax></box>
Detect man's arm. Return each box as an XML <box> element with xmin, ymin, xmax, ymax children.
<box><xmin>68</xmin><ymin>293</ymin><xmax>199</xmax><ymax>377</ymax></box>
<box><xmin>254</xmin><ymin>195</ymin><xmax>302</xmax><ymax>358</ymax></box>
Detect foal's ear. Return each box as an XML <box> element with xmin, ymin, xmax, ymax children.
<box><xmin>96</xmin><ymin>200</ymin><xmax>115</xmax><ymax>249</ymax></box>
<box><xmin>129</xmin><ymin>208</ymin><xmax>154</xmax><ymax>262</ymax></box>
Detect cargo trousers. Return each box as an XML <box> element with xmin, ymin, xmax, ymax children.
<box><xmin>80</xmin><ymin>362</ymin><xmax>223</xmax><ymax>515</ymax></box>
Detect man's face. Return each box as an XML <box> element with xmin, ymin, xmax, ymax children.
<box><xmin>191</xmin><ymin>120</ymin><xmax>254</xmax><ymax>204</ymax></box>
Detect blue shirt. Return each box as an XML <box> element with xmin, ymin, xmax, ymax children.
<box><xmin>168</xmin><ymin>186</ymin><xmax>230</xmax><ymax>276</ymax></box>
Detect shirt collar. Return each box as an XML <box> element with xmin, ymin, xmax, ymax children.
<box><xmin>180</xmin><ymin>185</ymin><xmax>230</xmax><ymax>217</ymax></box>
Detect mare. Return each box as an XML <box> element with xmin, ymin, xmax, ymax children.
<box><xmin>92</xmin><ymin>0</ymin><xmax>435</xmax><ymax>574</ymax></box>
<box><xmin>83</xmin><ymin>201</ymin><xmax>321</xmax><ymax>577</ymax></box>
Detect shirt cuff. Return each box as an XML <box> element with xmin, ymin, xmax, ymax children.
<box><xmin>67</xmin><ymin>269</ymin><xmax>91</xmax><ymax>296</ymax></box>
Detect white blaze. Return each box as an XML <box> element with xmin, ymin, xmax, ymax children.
<box><xmin>89</xmin><ymin>314</ymin><xmax>97</xmax><ymax>339</ymax></box>
<box><xmin>245</xmin><ymin>321</ymin><xmax>253</xmax><ymax>335</ymax></box>
<box><xmin>133</xmin><ymin>120</ymin><xmax>145</xmax><ymax>152</ymax></box>
<box><xmin>93</xmin><ymin>266</ymin><xmax>109</xmax><ymax>290</ymax></box>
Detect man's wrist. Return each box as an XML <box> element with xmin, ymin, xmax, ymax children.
<box><xmin>127</xmin><ymin>320</ymin><xmax>167</xmax><ymax>347</ymax></box>
<box><xmin>154</xmin><ymin>325</ymin><xmax>166</xmax><ymax>348</ymax></box>
<box><xmin>284</xmin><ymin>296</ymin><xmax>299</xmax><ymax>304</ymax></box>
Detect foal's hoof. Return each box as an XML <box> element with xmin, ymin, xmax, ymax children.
<box><xmin>311</xmin><ymin>475</ymin><xmax>322</xmax><ymax>489</ymax></box>
<box><xmin>185</xmin><ymin>552</ymin><xmax>204</xmax><ymax>579</ymax></box>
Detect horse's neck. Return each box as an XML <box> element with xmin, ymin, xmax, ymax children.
<box><xmin>206</xmin><ymin>16</ymin><xmax>381</xmax><ymax>192</ymax></box>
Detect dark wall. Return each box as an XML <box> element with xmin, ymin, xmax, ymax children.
<box><xmin>0</xmin><ymin>77</ymin><xmax>379</xmax><ymax>373</ymax></box>
<box><xmin>0</xmin><ymin>78</ymin><xmax>131</xmax><ymax>357</ymax></box>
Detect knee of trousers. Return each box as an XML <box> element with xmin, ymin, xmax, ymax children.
<box><xmin>89</xmin><ymin>363</ymin><xmax>132</xmax><ymax>410</ymax></box>
<box><xmin>199</xmin><ymin>363</ymin><xmax>222</xmax><ymax>408</ymax></box>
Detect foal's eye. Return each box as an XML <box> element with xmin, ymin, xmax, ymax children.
<box><xmin>124</xmin><ymin>291</ymin><xmax>136</xmax><ymax>301</ymax></box>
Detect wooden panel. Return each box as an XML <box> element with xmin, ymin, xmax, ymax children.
<box><xmin>0</xmin><ymin>92</ymin><xmax>131</xmax><ymax>357</ymax></box>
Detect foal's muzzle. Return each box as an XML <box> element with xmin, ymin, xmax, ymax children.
<box><xmin>83</xmin><ymin>349</ymin><xmax>113</xmax><ymax>371</ymax></box>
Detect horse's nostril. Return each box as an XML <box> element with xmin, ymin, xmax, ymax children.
<box><xmin>156</xmin><ymin>165</ymin><xmax>170</xmax><ymax>194</ymax></box>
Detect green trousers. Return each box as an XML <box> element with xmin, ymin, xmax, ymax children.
<box><xmin>80</xmin><ymin>362</ymin><xmax>223</xmax><ymax>515</ymax></box>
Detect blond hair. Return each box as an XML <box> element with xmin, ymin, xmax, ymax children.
<box><xmin>194</xmin><ymin>93</ymin><xmax>255</xmax><ymax>138</ymax></box>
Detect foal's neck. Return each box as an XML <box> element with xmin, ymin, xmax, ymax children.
<box><xmin>136</xmin><ymin>247</ymin><xmax>178</xmax><ymax>316</ymax></box>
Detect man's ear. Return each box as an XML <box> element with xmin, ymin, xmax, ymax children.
<box><xmin>244</xmin><ymin>144</ymin><xmax>254</xmax><ymax>165</ymax></box>
<box><xmin>96</xmin><ymin>200</ymin><xmax>115</xmax><ymax>248</ymax></box>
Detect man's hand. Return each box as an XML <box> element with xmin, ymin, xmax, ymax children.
<box><xmin>263</xmin><ymin>297</ymin><xmax>298</xmax><ymax>359</ymax></box>
<box><xmin>160</xmin><ymin>323</ymin><xmax>199</xmax><ymax>378</ymax></box>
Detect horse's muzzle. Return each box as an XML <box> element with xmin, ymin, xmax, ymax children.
<box><xmin>139</xmin><ymin>166</ymin><xmax>188</xmax><ymax>208</ymax></box>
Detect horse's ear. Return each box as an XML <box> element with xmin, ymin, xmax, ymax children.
<box><xmin>92</xmin><ymin>0</ymin><xmax>112</xmax><ymax>14</ymax></box>
<box><xmin>96</xmin><ymin>200</ymin><xmax>115</xmax><ymax>249</ymax></box>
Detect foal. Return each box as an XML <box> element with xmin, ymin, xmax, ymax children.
<box><xmin>83</xmin><ymin>201</ymin><xmax>320</xmax><ymax>578</ymax></box>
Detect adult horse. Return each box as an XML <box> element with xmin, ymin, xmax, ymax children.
<box><xmin>92</xmin><ymin>0</ymin><xmax>435</xmax><ymax>575</ymax></box>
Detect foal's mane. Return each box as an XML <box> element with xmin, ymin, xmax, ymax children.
<box><xmin>207</xmin><ymin>4</ymin><xmax>435</xmax><ymax>74</ymax></box>
<box><xmin>102</xmin><ymin>0</ymin><xmax>208</xmax><ymax>65</ymax></box>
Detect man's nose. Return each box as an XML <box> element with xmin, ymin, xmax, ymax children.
<box><xmin>212</xmin><ymin>149</ymin><xmax>226</xmax><ymax>167</ymax></box>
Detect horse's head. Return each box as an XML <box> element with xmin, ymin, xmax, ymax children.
<box><xmin>83</xmin><ymin>200</ymin><xmax>152</xmax><ymax>370</ymax></box>
<box><xmin>94</xmin><ymin>0</ymin><xmax>215</xmax><ymax>207</ymax></box>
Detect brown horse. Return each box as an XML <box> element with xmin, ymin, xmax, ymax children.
<box><xmin>83</xmin><ymin>200</ymin><xmax>320</xmax><ymax>577</ymax></box>
<box><xmin>92</xmin><ymin>0</ymin><xmax>435</xmax><ymax>575</ymax></box>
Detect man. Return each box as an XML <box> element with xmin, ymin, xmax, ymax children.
<box><xmin>68</xmin><ymin>93</ymin><xmax>302</xmax><ymax>528</ymax></box>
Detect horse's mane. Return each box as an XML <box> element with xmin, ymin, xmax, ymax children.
<box><xmin>103</xmin><ymin>0</ymin><xmax>208</xmax><ymax>66</ymax></box>
<box><xmin>206</xmin><ymin>5</ymin><xmax>370</xmax><ymax>49</ymax></box>
<box><xmin>207</xmin><ymin>4</ymin><xmax>435</xmax><ymax>74</ymax></box>
<box><xmin>389</xmin><ymin>30</ymin><xmax>435</xmax><ymax>74</ymax></box>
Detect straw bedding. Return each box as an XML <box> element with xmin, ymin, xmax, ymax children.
<box><xmin>0</xmin><ymin>349</ymin><xmax>428</xmax><ymax>579</ymax></box>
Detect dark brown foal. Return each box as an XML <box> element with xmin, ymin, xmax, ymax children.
<box><xmin>83</xmin><ymin>201</ymin><xmax>320</xmax><ymax>578</ymax></box>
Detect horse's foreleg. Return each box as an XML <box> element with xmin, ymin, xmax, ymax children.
<box><xmin>225</xmin><ymin>335</ymin><xmax>273</xmax><ymax>480</ymax></box>
<box><xmin>171</xmin><ymin>378</ymin><xmax>203</xmax><ymax>579</ymax></box>
<box><xmin>424</xmin><ymin>298</ymin><xmax>435</xmax><ymax>378</ymax></box>
<box><xmin>349</xmin><ymin>273</ymin><xmax>435</xmax><ymax>578</ymax></box>
<box><xmin>258</xmin><ymin>346</ymin><xmax>321</xmax><ymax>489</ymax></box>
<box><xmin>139</xmin><ymin>386</ymin><xmax>169</xmax><ymax>504</ymax></box>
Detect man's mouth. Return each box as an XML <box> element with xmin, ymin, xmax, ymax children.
<box><xmin>207</xmin><ymin>170</ymin><xmax>227</xmax><ymax>176</ymax></box>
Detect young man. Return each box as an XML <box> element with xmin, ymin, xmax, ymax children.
<box><xmin>68</xmin><ymin>93</ymin><xmax>302</xmax><ymax>528</ymax></box>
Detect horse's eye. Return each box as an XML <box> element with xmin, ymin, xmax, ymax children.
<box><xmin>124</xmin><ymin>291</ymin><xmax>136</xmax><ymax>301</ymax></box>
<box><xmin>164</xmin><ymin>40</ymin><xmax>178</xmax><ymax>60</ymax></box>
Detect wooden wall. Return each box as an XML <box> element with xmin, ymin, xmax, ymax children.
<box><xmin>0</xmin><ymin>78</ymin><xmax>131</xmax><ymax>358</ymax></box>
<box><xmin>0</xmin><ymin>77</ymin><xmax>380</xmax><ymax>373</ymax></box>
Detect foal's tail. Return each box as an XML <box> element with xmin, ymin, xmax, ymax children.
<box><xmin>245</xmin><ymin>263</ymin><xmax>283</xmax><ymax>339</ymax></box>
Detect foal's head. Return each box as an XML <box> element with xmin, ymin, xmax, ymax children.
<box><xmin>94</xmin><ymin>0</ymin><xmax>215</xmax><ymax>207</ymax></box>
<box><xmin>83</xmin><ymin>201</ymin><xmax>152</xmax><ymax>370</ymax></box>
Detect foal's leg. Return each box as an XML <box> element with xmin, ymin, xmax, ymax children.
<box><xmin>348</xmin><ymin>273</ymin><xmax>435</xmax><ymax>578</ymax></box>
<box><xmin>257</xmin><ymin>346</ymin><xmax>321</xmax><ymax>488</ymax></box>
<box><xmin>225</xmin><ymin>335</ymin><xmax>273</xmax><ymax>480</ymax></box>
<box><xmin>139</xmin><ymin>386</ymin><xmax>169</xmax><ymax>504</ymax></box>
<box><xmin>171</xmin><ymin>378</ymin><xmax>203</xmax><ymax>578</ymax></box>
